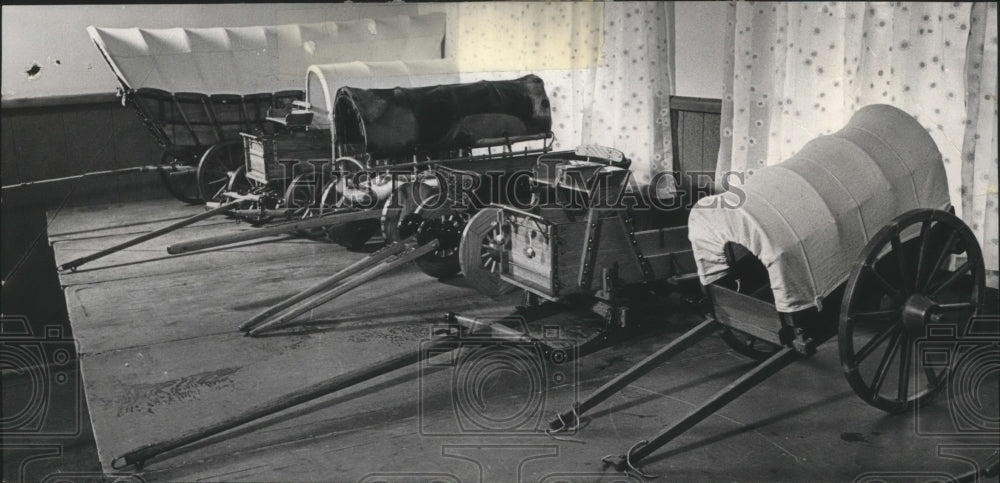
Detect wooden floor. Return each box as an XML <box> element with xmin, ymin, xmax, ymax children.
<box><xmin>50</xmin><ymin>197</ymin><xmax>996</xmax><ymax>482</ymax></box>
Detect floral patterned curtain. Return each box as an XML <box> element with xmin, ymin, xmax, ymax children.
<box><xmin>962</xmin><ymin>3</ymin><xmax>998</xmax><ymax>286</ymax></box>
<box><xmin>580</xmin><ymin>2</ymin><xmax>675</xmax><ymax>187</ymax></box>
<box><xmin>425</xmin><ymin>2</ymin><xmax>675</xmax><ymax>187</ymax></box>
<box><xmin>718</xmin><ymin>1</ymin><xmax>998</xmax><ymax>285</ymax></box>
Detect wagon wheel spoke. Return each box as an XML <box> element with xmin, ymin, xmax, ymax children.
<box><xmin>924</xmin><ymin>364</ymin><xmax>942</xmax><ymax>388</ymax></box>
<box><xmin>914</xmin><ymin>219</ymin><xmax>932</xmax><ymax>289</ymax></box>
<box><xmin>890</xmin><ymin>233</ymin><xmax>913</xmax><ymax>295</ymax></box>
<box><xmin>869</xmin><ymin>330</ymin><xmax>903</xmax><ymax>398</ymax></box>
<box><xmin>895</xmin><ymin>333</ymin><xmax>912</xmax><ymax>403</ymax></box>
<box><xmin>210</xmin><ymin>184</ymin><xmax>228</xmax><ymax>201</ymax></box>
<box><xmin>206</xmin><ymin>173</ymin><xmax>229</xmax><ymax>186</ymax></box>
<box><xmin>927</xmin><ymin>260</ymin><xmax>974</xmax><ymax>299</ymax></box>
<box><xmin>922</xmin><ymin>229</ymin><xmax>957</xmax><ymax>292</ymax></box>
<box><xmin>482</xmin><ymin>254</ymin><xmax>498</xmax><ymax>273</ymax></box>
<box><xmin>197</xmin><ymin>140</ymin><xmax>245</xmax><ymax>203</ymax></box>
<box><xmin>283</xmin><ymin>173</ymin><xmax>325</xmax><ymax>238</ymax></box>
<box><xmin>849</xmin><ymin>309</ymin><xmax>899</xmax><ymax>324</ymax></box>
<box><xmin>851</xmin><ymin>322</ymin><xmax>901</xmax><ymax>367</ymax></box>
<box><xmin>460</xmin><ymin>208</ymin><xmax>514</xmax><ymax>297</ymax></box>
<box><xmin>204</xmin><ymin>172</ymin><xmax>231</xmax><ymax>200</ymax></box>
<box><xmin>480</xmin><ymin>226</ymin><xmax>504</xmax><ymax>273</ymax></box>
<box><xmin>863</xmin><ymin>263</ymin><xmax>904</xmax><ymax>304</ymax></box>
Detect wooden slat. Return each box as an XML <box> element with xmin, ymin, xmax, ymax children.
<box><xmin>669</xmin><ymin>96</ymin><xmax>723</xmax><ymax>114</ymax></box>
<box><xmin>708</xmin><ymin>284</ymin><xmax>783</xmax><ymax>346</ymax></box>
<box><xmin>636</xmin><ymin>225</ymin><xmax>691</xmax><ymax>256</ymax></box>
<box><xmin>701</xmin><ymin>112</ymin><xmax>722</xmax><ymax>175</ymax></box>
<box><xmin>679</xmin><ymin>111</ymin><xmax>705</xmax><ymax>176</ymax></box>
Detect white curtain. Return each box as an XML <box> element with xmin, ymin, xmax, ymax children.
<box><xmin>425</xmin><ymin>2</ymin><xmax>675</xmax><ymax>187</ymax></box>
<box><xmin>719</xmin><ymin>1</ymin><xmax>998</xmax><ymax>285</ymax></box>
<box><xmin>961</xmin><ymin>3</ymin><xmax>998</xmax><ymax>286</ymax></box>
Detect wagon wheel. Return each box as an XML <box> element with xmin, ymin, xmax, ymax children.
<box><xmin>197</xmin><ymin>140</ymin><xmax>246</xmax><ymax>203</ymax></box>
<box><xmin>719</xmin><ymin>328</ymin><xmax>781</xmax><ymax>361</ymax></box>
<box><xmin>158</xmin><ymin>151</ymin><xmax>202</xmax><ymax>204</ymax></box>
<box><xmin>228</xmin><ymin>166</ymin><xmax>274</xmax><ymax>226</ymax></box>
<box><xmin>839</xmin><ymin>208</ymin><xmax>985</xmax><ymax>413</ymax></box>
<box><xmin>322</xmin><ymin>158</ymin><xmax>381</xmax><ymax>250</ymax></box>
<box><xmin>382</xmin><ymin>182</ymin><xmax>437</xmax><ymax>243</ymax></box>
<box><xmin>459</xmin><ymin>207</ymin><xmax>516</xmax><ymax>297</ymax></box>
<box><xmin>283</xmin><ymin>173</ymin><xmax>326</xmax><ymax>240</ymax></box>
<box><xmin>403</xmin><ymin>194</ymin><xmax>467</xmax><ymax>279</ymax></box>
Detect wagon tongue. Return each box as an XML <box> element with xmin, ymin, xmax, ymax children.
<box><xmin>242</xmin><ymin>237</ymin><xmax>441</xmax><ymax>336</ymax></box>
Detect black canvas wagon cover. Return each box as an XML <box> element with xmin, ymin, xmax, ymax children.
<box><xmin>333</xmin><ymin>75</ymin><xmax>552</xmax><ymax>156</ymax></box>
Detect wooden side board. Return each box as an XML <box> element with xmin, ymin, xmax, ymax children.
<box><xmin>669</xmin><ymin>96</ymin><xmax>722</xmax><ymax>180</ymax></box>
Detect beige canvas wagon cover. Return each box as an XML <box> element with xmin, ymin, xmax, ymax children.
<box><xmin>85</xmin><ymin>13</ymin><xmax>445</xmax><ymax>95</ymax></box>
<box><xmin>688</xmin><ymin>104</ymin><xmax>951</xmax><ymax>312</ymax></box>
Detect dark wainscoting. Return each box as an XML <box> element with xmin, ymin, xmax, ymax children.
<box><xmin>2</xmin><ymin>93</ymin><xmax>167</xmax><ymax>208</ymax></box>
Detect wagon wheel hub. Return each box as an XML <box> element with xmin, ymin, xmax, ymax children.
<box><xmin>482</xmin><ymin>225</ymin><xmax>507</xmax><ymax>268</ymax></box>
<box><xmin>901</xmin><ymin>294</ymin><xmax>940</xmax><ymax>337</ymax></box>
<box><xmin>459</xmin><ymin>207</ymin><xmax>516</xmax><ymax>297</ymax></box>
<box><xmin>415</xmin><ymin>213</ymin><xmax>467</xmax><ymax>255</ymax></box>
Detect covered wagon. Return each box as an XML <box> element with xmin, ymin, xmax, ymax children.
<box><xmin>561</xmin><ymin>104</ymin><xmax>986</xmax><ymax>475</ymax></box>
<box><xmin>467</xmin><ymin>104</ymin><xmax>983</xmax><ymax>474</ymax></box>
<box><xmin>58</xmin><ymin>14</ymin><xmax>449</xmax><ymax>271</ymax></box>
<box><xmin>85</xmin><ymin>13</ymin><xmax>446</xmax><ymax>203</ymax></box>
<box><xmin>231</xmin><ymin>73</ymin><xmax>559</xmax><ymax>335</ymax></box>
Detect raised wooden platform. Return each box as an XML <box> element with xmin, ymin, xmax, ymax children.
<box><xmin>49</xmin><ymin>197</ymin><xmax>994</xmax><ymax>481</ymax></box>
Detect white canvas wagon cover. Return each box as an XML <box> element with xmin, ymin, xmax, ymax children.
<box><xmin>85</xmin><ymin>13</ymin><xmax>445</xmax><ymax>95</ymax></box>
<box><xmin>689</xmin><ymin>104</ymin><xmax>950</xmax><ymax>312</ymax></box>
